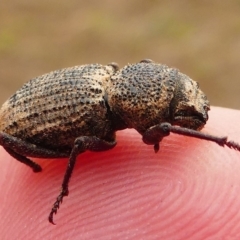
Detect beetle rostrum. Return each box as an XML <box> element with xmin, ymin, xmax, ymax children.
<box><xmin>0</xmin><ymin>59</ymin><xmax>239</xmax><ymax>224</ymax></box>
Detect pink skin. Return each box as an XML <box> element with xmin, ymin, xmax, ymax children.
<box><xmin>0</xmin><ymin>106</ymin><xmax>240</xmax><ymax>239</ymax></box>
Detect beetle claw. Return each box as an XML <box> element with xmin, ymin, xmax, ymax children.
<box><xmin>48</xmin><ymin>201</ymin><xmax>60</xmax><ymax>225</ymax></box>
<box><xmin>48</xmin><ymin>211</ymin><xmax>56</xmax><ymax>225</ymax></box>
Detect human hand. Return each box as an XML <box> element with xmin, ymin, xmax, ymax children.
<box><xmin>0</xmin><ymin>106</ymin><xmax>240</xmax><ymax>240</ymax></box>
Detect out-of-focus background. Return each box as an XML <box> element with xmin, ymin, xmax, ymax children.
<box><xmin>0</xmin><ymin>0</ymin><xmax>240</xmax><ymax>109</ymax></box>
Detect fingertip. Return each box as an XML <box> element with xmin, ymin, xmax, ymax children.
<box><xmin>1</xmin><ymin>107</ymin><xmax>240</xmax><ymax>239</ymax></box>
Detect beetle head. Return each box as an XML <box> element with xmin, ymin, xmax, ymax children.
<box><xmin>171</xmin><ymin>73</ymin><xmax>210</xmax><ymax>130</ymax></box>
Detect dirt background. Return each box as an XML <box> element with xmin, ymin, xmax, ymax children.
<box><xmin>1</xmin><ymin>0</ymin><xmax>240</xmax><ymax>109</ymax></box>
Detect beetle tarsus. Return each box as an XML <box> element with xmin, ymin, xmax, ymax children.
<box><xmin>225</xmin><ymin>140</ymin><xmax>240</xmax><ymax>152</ymax></box>
<box><xmin>49</xmin><ymin>188</ymin><xmax>69</xmax><ymax>224</ymax></box>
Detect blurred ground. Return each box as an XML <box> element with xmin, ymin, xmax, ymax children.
<box><xmin>0</xmin><ymin>0</ymin><xmax>240</xmax><ymax>109</ymax></box>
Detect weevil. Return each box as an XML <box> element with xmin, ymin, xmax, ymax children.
<box><xmin>0</xmin><ymin>59</ymin><xmax>239</xmax><ymax>224</ymax></box>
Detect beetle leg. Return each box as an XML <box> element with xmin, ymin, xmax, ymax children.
<box><xmin>143</xmin><ymin>122</ymin><xmax>240</xmax><ymax>152</ymax></box>
<box><xmin>48</xmin><ymin>136</ymin><xmax>116</xmax><ymax>224</ymax></box>
<box><xmin>0</xmin><ymin>131</ymin><xmax>69</xmax><ymax>171</ymax></box>
<box><xmin>4</xmin><ymin>147</ymin><xmax>42</xmax><ymax>172</ymax></box>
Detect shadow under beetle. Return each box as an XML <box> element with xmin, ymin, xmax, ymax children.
<box><xmin>0</xmin><ymin>59</ymin><xmax>239</xmax><ymax>224</ymax></box>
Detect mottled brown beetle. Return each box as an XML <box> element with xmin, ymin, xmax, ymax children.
<box><xmin>0</xmin><ymin>59</ymin><xmax>239</xmax><ymax>224</ymax></box>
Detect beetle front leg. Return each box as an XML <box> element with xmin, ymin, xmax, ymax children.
<box><xmin>48</xmin><ymin>136</ymin><xmax>116</xmax><ymax>224</ymax></box>
<box><xmin>143</xmin><ymin>122</ymin><xmax>240</xmax><ymax>153</ymax></box>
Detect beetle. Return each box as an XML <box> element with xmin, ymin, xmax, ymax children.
<box><xmin>0</xmin><ymin>59</ymin><xmax>239</xmax><ymax>224</ymax></box>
